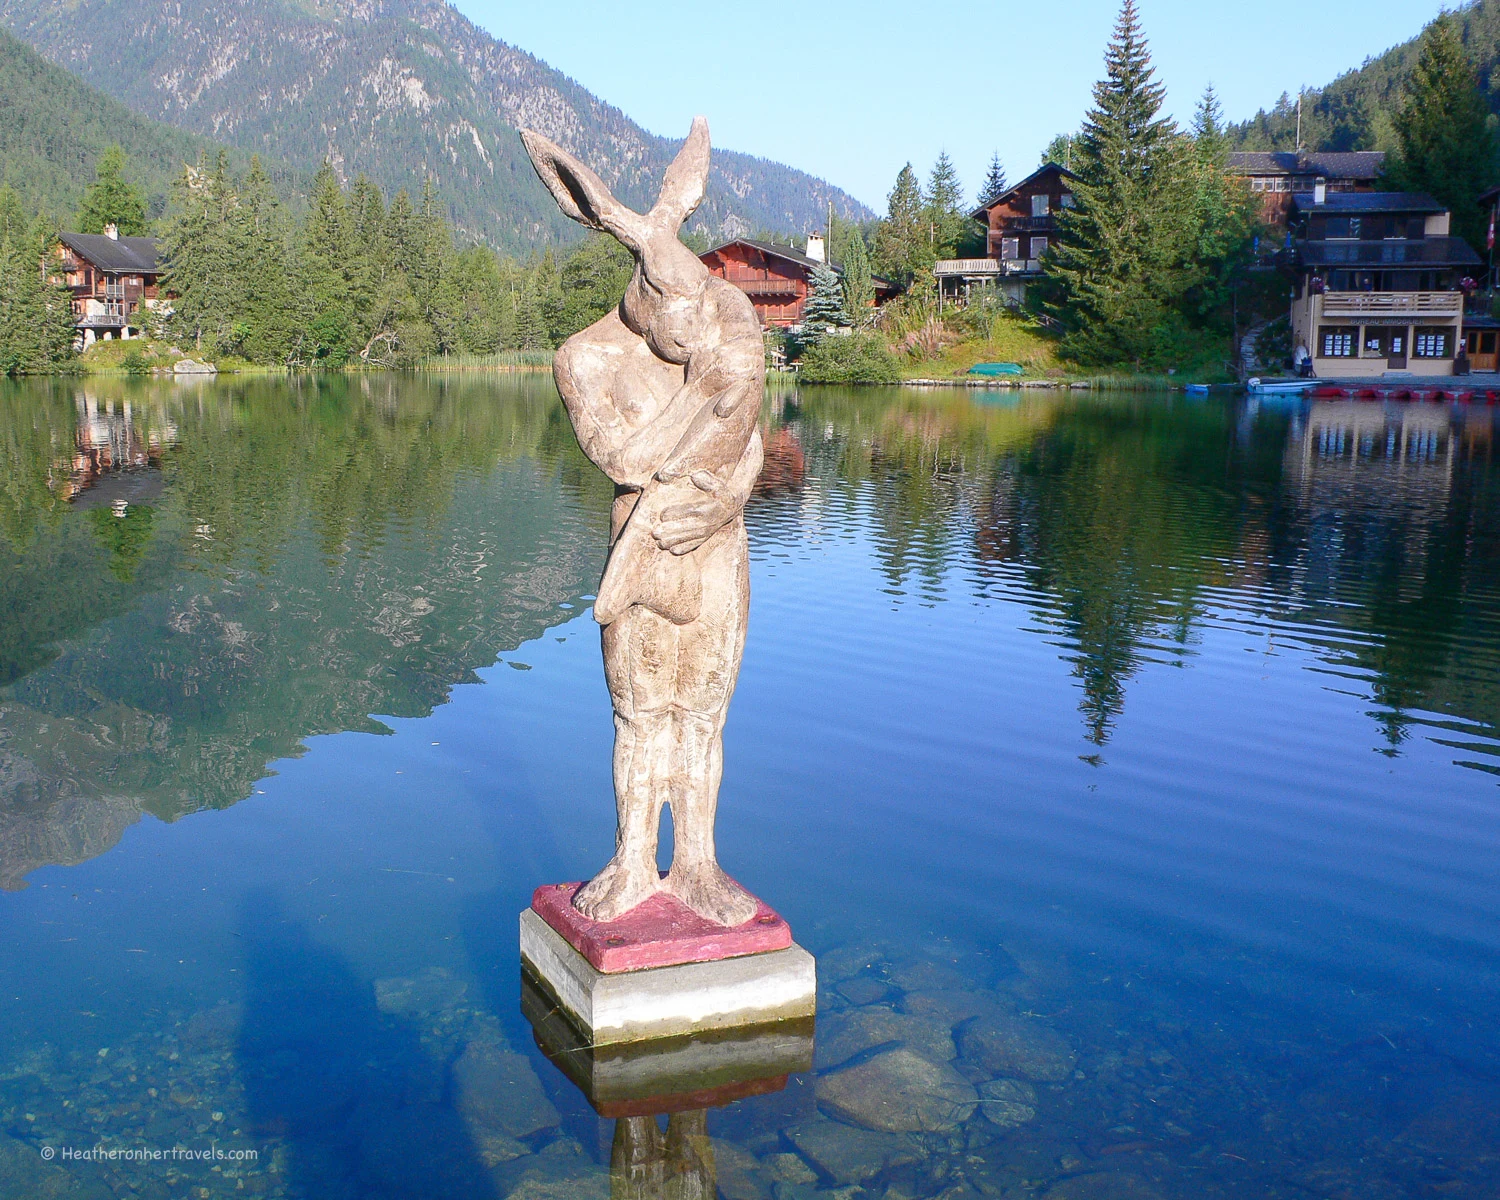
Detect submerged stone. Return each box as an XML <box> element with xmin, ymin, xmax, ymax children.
<box><xmin>374</xmin><ymin>966</ymin><xmax>469</xmax><ymax>1015</ymax></box>
<box><xmin>1042</xmin><ymin>1173</ymin><xmax>1165</xmax><ymax>1200</ymax></box>
<box><xmin>712</xmin><ymin>1139</ymin><xmax>769</xmax><ymax>1200</ymax></box>
<box><xmin>816</xmin><ymin>1007</ymin><xmax>956</xmax><ymax>1069</ymax></box>
<box><xmin>837</xmin><ymin>976</ymin><xmax>892</xmax><ymax>1006</ymax></box>
<box><xmin>817</xmin><ymin>1047</ymin><xmax>977</xmax><ymax>1132</ymax></box>
<box><xmin>451</xmin><ymin>1037</ymin><xmax>559</xmax><ymax>1138</ymax></box>
<box><xmin>975</xmin><ymin>1078</ymin><xmax>1037</xmax><ymax>1128</ymax></box>
<box><xmin>784</xmin><ymin>1118</ymin><xmax>922</xmax><ymax>1183</ymax></box>
<box><xmin>900</xmin><ymin>989</ymin><xmax>1010</xmax><ymax>1027</ymax></box>
<box><xmin>958</xmin><ymin>1014</ymin><xmax>1076</xmax><ymax>1083</ymax></box>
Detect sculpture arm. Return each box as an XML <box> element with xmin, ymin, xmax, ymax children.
<box><xmin>651</xmin><ymin>427</ymin><xmax>763</xmax><ymax>555</ymax></box>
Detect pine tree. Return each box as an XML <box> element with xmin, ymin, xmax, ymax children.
<box><xmin>839</xmin><ymin>228</ymin><xmax>875</xmax><ymax>321</ymax></box>
<box><xmin>1041</xmin><ymin>0</ymin><xmax>1195</xmax><ymax>365</ymax></box>
<box><xmin>77</xmin><ymin>146</ymin><xmax>148</xmax><ymax>236</ymax></box>
<box><xmin>924</xmin><ymin>151</ymin><xmax>970</xmax><ymax>258</ymax></box>
<box><xmin>977</xmin><ymin>154</ymin><xmax>1009</xmax><ymax>207</ymax></box>
<box><xmin>1193</xmin><ymin>84</ymin><xmax>1228</xmax><ymax>163</ymax></box>
<box><xmin>237</xmin><ymin>156</ymin><xmax>300</xmax><ymax>363</ymax></box>
<box><xmin>0</xmin><ymin>187</ymin><xmax>27</xmax><ymax>245</ymax></box>
<box><xmin>160</xmin><ymin>151</ymin><xmax>243</xmax><ymax>353</ymax></box>
<box><xmin>0</xmin><ymin>219</ymin><xmax>76</xmax><ymax>374</ymax></box>
<box><xmin>800</xmin><ymin>261</ymin><xmax>847</xmax><ymax>343</ymax></box>
<box><xmin>872</xmin><ymin>164</ymin><xmax>930</xmax><ymax>289</ymax></box>
<box><xmin>1382</xmin><ymin>13</ymin><xmax>1497</xmax><ymax>252</ymax></box>
<box><xmin>299</xmin><ymin>162</ymin><xmax>354</xmax><ymax>362</ymax></box>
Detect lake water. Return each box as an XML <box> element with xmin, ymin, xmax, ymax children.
<box><xmin>0</xmin><ymin>375</ymin><xmax>1496</xmax><ymax>1200</ymax></box>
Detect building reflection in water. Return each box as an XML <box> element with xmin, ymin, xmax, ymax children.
<box><xmin>521</xmin><ymin>975</ymin><xmax>814</xmax><ymax>1200</ymax></box>
<box><xmin>60</xmin><ymin>392</ymin><xmax>178</xmax><ymax>505</ymax></box>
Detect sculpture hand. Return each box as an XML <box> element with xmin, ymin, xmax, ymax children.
<box><xmin>652</xmin><ymin>472</ymin><xmax>735</xmax><ymax>555</ymax></box>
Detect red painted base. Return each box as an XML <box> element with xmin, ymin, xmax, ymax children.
<box><xmin>530</xmin><ymin>880</ymin><xmax>792</xmax><ymax>974</ymax></box>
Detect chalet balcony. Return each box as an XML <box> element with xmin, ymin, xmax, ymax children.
<box><xmin>936</xmin><ymin>258</ymin><xmax>1044</xmax><ymax>278</ymax></box>
<box><xmin>1318</xmin><ymin>291</ymin><xmax>1463</xmax><ymax>317</ymax></box>
<box><xmin>733</xmin><ymin>278</ymin><xmax>800</xmax><ymax>297</ymax></box>
<box><xmin>1001</xmin><ymin>215</ymin><xmax>1056</xmax><ymax>232</ymax></box>
<box><xmin>76</xmin><ymin>301</ymin><xmax>132</xmax><ymax>329</ymax></box>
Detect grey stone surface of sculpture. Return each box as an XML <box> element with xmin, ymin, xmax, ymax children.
<box><xmin>520</xmin><ymin>117</ymin><xmax>765</xmax><ymax>927</ymax></box>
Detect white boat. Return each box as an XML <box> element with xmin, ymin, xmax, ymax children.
<box><xmin>1246</xmin><ymin>377</ymin><xmax>1309</xmax><ymax>395</ymax></box>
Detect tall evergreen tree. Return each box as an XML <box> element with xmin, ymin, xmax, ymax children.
<box><xmin>800</xmin><ymin>261</ymin><xmax>847</xmax><ymax>343</ymax></box>
<box><xmin>1041</xmin><ymin>0</ymin><xmax>1195</xmax><ymax>365</ymax></box>
<box><xmin>1193</xmin><ymin>84</ymin><xmax>1228</xmax><ymax>162</ymax></box>
<box><xmin>924</xmin><ymin>151</ymin><xmax>970</xmax><ymax>258</ymax></box>
<box><xmin>77</xmin><ymin>146</ymin><xmax>148</xmax><ymax>236</ymax></box>
<box><xmin>1381</xmin><ymin>13</ymin><xmax>1497</xmax><ymax>252</ymax></box>
<box><xmin>872</xmin><ymin>164</ymin><xmax>930</xmax><ymax>288</ymax></box>
<box><xmin>0</xmin><ymin>219</ymin><xmax>76</xmax><ymax>373</ymax></box>
<box><xmin>160</xmin><ymin>151</ymin><xmax>243</xmax><ymax>353</ymax></box>
<box><xmin>977</xmin><ymin>154</ymin><xmax>1009</xmax><ymax>207</ymax></box>
<box><xmin>839</xmin><ymin>228</ymin><xmax>875</xmax><ymax>321</ymax></box>
<box><xmin>299</xmin><ymin>162</ymin><xmax>354</xmax><ymax>362</ymax></box>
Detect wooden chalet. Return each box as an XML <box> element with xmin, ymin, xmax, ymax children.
<box><xmin>55</xmin><ymin>227</ymin><xmax>163</xmax><ymax>344</ymax></box>
<box><xmin>1284</xmin><ymin>185</ymin><xmax>1480</xmax><ymax>378</ymax></box>
<box><xmin>1227</xmin><ymin>151</ymin><xmax>1385</xmax><ymax>225</ymax></box>
<box><xmin>699</xmin><ymin>236</ymin><xmax>896</xmax><ymax>328</ymax></box>
<box><xmin>936</xmin><ymin>163</ymin><xmax>1078</xmax><ymax>304</ymax></box>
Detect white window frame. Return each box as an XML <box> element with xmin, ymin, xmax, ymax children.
<box><xmin>1000</xmin><ymin>237</ymin><xmax>1021</xmax><ymax>261</ymax></box>
<box><xmin>1030</xmin><ymin>194</ymin><xmax>1050</xmax><ymax>218</ymax></box>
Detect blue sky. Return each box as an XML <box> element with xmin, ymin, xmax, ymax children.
<box><xmin>453</xmin><ymin>0</ymin><xmax>1452</xmax><ymax>213</ymax></box>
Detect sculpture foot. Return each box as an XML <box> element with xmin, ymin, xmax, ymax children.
<box><xmin>573</xmin><ymin>858</ymin><xmax>662</xmax><ymax>922</ymax></box>
<box><xmin>665</xmin><ymin>862</ymin><xmax>758</xmax><ymax>927</ymax></box>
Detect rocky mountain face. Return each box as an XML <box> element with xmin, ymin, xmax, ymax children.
<box><xmin>0</xmin><ymin>0</ymin><xmax>869</xmax><ymax>251</ymax></box>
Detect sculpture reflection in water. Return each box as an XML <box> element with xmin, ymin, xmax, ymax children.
<box><xmin>522</xmin><ymin>975</ymin><xmax>813</xmax><ymax>1200</ymax></box>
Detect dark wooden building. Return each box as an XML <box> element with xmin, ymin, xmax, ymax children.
<box><xmin>699</xmin><ymin>237</ymin><xmax>895</xmax><ymax>328</ymax></box>
<box><xmin>1228</xmin><ymin>151</ymin><xmax>1385</xmax><ymax>225</ymax></box>
<box><xmin>55</xmin><ymin>227</ymin><xmax>162</xmax><ymax>344</ymax></box>
<box><xmin>937</xmin><ymin>163</ymin><xmax>1078</xmax><ymax>303</ymax></box>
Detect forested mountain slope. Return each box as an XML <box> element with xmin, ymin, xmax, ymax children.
<box><xmin>1229</xmin><ymin>0</ymin><xmax>1500</xmax><ymax>152</ymax></box>
<box><xmin>0</xmin><ymin>27</ymin><xmax>280</xmax><ymax>223</ymax></box>
<box><xmin>0</xmin><ymin>0</ymin><xmax>870</xmax><ymax>251</ymax></box>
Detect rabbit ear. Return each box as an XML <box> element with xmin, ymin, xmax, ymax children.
<box><xmin>651</xmin><ymin>116</ymin><xmax>710</xmax><ymax>229</ymax></box>
<box><xmin>520</xmin><ymin>128</ymin><xmax>643</xmax><ymax>246</ymax></box>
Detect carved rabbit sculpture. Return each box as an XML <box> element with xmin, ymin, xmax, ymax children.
<box><xmin>521</xmin><ymin>118</ymin><xmax>764</xmax><ymax>925</ymax></box>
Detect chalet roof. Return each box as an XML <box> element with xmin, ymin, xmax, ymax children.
<box><xmin>58</xmin><ymin>232</ymin><xmax>160</xmax><ymax>273</ymax></box>
<box><xmin>702</xmin><ymin>238</ymin><xmax>895</xmax><ymax>290</ymax></box>
<box><xmin>1227</xmin><ymin>150</ymin><xmax>1385</xmax><ymax>179</ymax></box>
<box><xmin>1294</xmin><ymin>236</ymin><xmax>1480</xmax><ymax>268</ymax></box>
<box><xmin>1290</xmin><ymin>191</ymin><xmax>1446</xmax><ymax>215</ymax></box>
<box><xmin>970</xmin><ymin>163</ymin><xmax>1079</xmax><ymax>219</ymax></box>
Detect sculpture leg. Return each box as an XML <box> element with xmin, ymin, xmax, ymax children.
<box><xmin>576</xmin><ymin>603</ymin><xmax>676</xmax><ymax>921</ymax></box>
<box><xmin>663</xmin><ymin>520</ymin><xmax>756</xmax><ymax>926</ymax></box>
<box><xmin>611</xmin><ymin>1116</ymin><xmax>665</xmax><ymax>1200</ymax></box>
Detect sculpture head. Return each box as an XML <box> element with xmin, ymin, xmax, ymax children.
<box><xmin>520</xmin><ymin>118</ymin><xmax>715</xmax><ymax>363</ymax></box>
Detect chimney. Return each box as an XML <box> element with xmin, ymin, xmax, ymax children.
<box><xmin>805</xmin><ymin>232</ymin><xmax>825</xmax><ymax>263</ymax></box>
<box><xmin>1313</xmin><ymin>177</ymin><xmax>1327</xmax><ymax>206</ymax></box>
<box><xmin>103</xmin><ymin>223</ymin><xmax>119</xmax><ymax>240</ymax></box>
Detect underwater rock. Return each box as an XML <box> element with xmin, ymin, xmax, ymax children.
<box><xmin>374</xmin><ymin>966</ymin><xmax>469</xmax><ymax>1015</ymax></box>
<box><xmin>900</xmin><ymin>989</ymin><xmax>1010</xmax><ymax>1027</ymax></box>
<box><xmin>712</xmin><ymin>1139</ymin><xmax>769</xmax><ymax>1200</ymax></box>
<box><xmin>884</xmin><ymin>959</ymin><xmax>971</xmax><ymax>992</ymax></box>
<box><xmin>975</xmin><ymin>1078</ymin><xmax>1037</xmax><ymax>1128</ymax></box>
<box><xmin>497</xmin><ymin>1151</ymin><xmax>610</xmax><ymax>1200</ymax></box>
<box><xmin>451</xmin><ymin>1037</ymin><xmax>559</xmax><ymax>1138</ymax></box>
<box><xmin>765</xmin><ymin>1152</ymin><xmax>818</xmax><ymax>1184</ymax></box>
<box><xmin>816</xmin><ymin>1008</ymin><xmax>956</xmax><ymax>1069</ymax></box>
<box><xmin>1042</xmin><ymin>1172</ymin><xmax>1164</xmax><ymax>1200</ymax></box>
<box><xmin>817</xmin><ymin>1047</ymin><xmax>977</xmax><ymax>1132</ymax></box>
<box><xmin>958</xmin><ymin>1014</ymin><xmax>1076</xmax><ymax>1083</ymax></box>
<box><xmin>817</xmin><ymin>942</ymin><xmax>893</xmax><ymax>983</ymax></box>
<box><xmin>181</xmin><ymin>1002</ymin><xmax>244</xmax><ymax>1051</ymax></box>
<box><xmin>784</xmin><ymin>1119</ymin><xmax>921</xmax><ymax>1183</ymax></box>
<box><xmin>0</xmin><ymin>1134</ymin><xmax>109</xmax><ymax>1199</ymax></box>
<box><xmin>837</xmin><ymin>977</ymin><xmax>892</xmax><ymax>1006</ymax></box>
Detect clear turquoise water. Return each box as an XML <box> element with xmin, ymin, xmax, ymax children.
<box><xmin>0</xmin><ymin>376</ymin><xmax>1496</xmax><ymax>1199</ymax></box>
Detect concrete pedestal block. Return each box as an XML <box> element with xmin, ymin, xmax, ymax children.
<box><xmin>520</xmin><ymin>907</ymin><xmax>816</xmax><ymax>1046</ymax></box>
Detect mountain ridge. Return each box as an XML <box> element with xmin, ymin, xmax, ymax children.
<box><xmin>0</xmin><ymin>0</ymin><xmax>871</xmax><ymax>252</ymax></box>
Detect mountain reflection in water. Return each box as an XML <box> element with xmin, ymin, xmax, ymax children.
<box><xmin>0</xmin><ymin>377</ymin><xmax>1496</xmax><ymax>1200</ymax></box>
